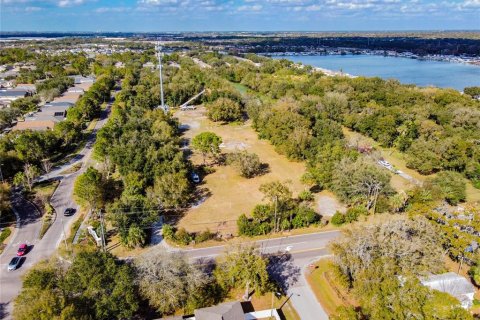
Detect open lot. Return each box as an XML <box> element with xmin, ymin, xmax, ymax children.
<box><xmin>176</xmin><ymin>106</ymin><xmax>340</xmax><ymax>234</ymax></box>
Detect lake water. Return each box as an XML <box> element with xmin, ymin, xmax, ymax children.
<box><xmin>275</xmin><ymin>54</ymin><xmax>480</xmax><ymax>91</ymax></box>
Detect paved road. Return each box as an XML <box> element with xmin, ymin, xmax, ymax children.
<box><xmin>0</xmin><ymin>195</ymin><xmax>43</xmax><ymax>317</ymax></box>
<box><xmin>0</xmin><ymin>103</ymin><xmax>113</xmax><ymax>319</ymax></box>
<box><xmin>168</xmin><ymin>230</ymin><xmax>340</xmax><ymax>320</ymax></box>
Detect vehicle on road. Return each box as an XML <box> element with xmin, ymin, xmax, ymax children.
<box><xmin>64</xmin><ymin>208</ymin><xmax>76</xmax><ymax>216</ymax></box>
<box><xmin>17</xmin><ymin>244</ymin><xmax>28</xmax><ymax>256</ymax></box>
<box><xmin>8</xmin><ymin>257</ymin><xmax>22</xmax><ymax>271</ymax></box>
<box><xmin>191</xmin><ymin>172</ymin><xmax>200</xmax><ymax>183</ymax></box>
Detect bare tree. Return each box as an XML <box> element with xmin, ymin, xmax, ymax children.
<box><xmin>135</xmin><ymin>250</ymin><xmax>210</xmax><ymax>315</ymax></box>
<box><xmin>41</xmin><ymin>158</ymin><xmax>53</xmax><ymax>174</ymax></box>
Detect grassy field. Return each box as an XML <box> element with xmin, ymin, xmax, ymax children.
<box><xmin>342</xmin><ymin>127</ymin><xmax>480</xmax><ymax>203</ymax></box>
<box><xmin>176</xmin><ymin>106</ymin><xmax>308</xmax><ymax>234</ymax></box>
<box><xmin>306</xmin><ymin>258</ymin><xmax>357</xmax><ymax>316</ymax></box>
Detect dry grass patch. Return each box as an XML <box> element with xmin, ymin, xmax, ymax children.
<box><xmin>306</xmin><ymin>258</ymin><xmax>357</xmax><ymax>316</ymax></box>
<box><xmin>175</xmin><ymin>107</ymin><xmax>309</xmax><ymax>234</ymax></box>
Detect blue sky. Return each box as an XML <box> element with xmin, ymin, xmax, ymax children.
<box><xmin>1</xmin><ymin>0</ymin><xmax>479</xmax><ymax>32</ymax></box>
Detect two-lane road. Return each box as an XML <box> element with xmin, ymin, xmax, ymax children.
<box><xmin>0</xmin><ymin>103</ymin><xmax>113</xmax><ymax>319</ymax></box>
<box><xmin>171</xmin><ymin>230</ymin><xmax>340</xmax><ymax>320</ymax></box>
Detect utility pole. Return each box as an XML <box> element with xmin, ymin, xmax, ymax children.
<box><xmin>99</xmin><ymin>210</ymin><xmax>106</xmax><ymax>253</ymax></box>
<box><xmin>156</xmin><ymin>41</ymin><xmax>167</xmax><ymax>113</ymax></box>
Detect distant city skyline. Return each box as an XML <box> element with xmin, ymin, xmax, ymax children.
<box><xmin>1</xmin><ymin>0</ymin><xmax>480</xmax><ymax>32</ymax></box>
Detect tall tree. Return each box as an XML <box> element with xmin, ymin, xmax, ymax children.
<box><xmin>259</xmin><ymin>181</ymin><xmax>292</xmax><ymax>232</ymax></box>
<box><xmin>191</xmin><ymin>131</ymin><xmax>222</xmax><ymax>165</ymax></box>
<box><xmin>214</xmin><ymin>245</ymin><xmax>271</xmax><ymax>300</ymax></box>
<box><xmin>135</xmin><ymin>250</ymin><xmax>215</xmax><ymax>315</ymax></box>
<box><xmin>73</xmin><ymin>167</ymin><xmax>104</xmax><ymax>208</ymax></box>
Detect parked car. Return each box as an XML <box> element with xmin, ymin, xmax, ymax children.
<box><xmin>17</xmin><ymin>244</ymin><xmax>27</xmax><ymax>256</ymax></box>
<box><xmin>191</xmin><ymin>172</ymin><xmax>200</xmax><ymax>183</ymax></box>
<box><xmin>64</xmin><ymin>208</ymin><xmax>76</xmax><ymax>216</ymax></box>
<box><xmin>8</xmin><ymin>257</ymin><xmax>21</xmax><ymax>271</ymax></box>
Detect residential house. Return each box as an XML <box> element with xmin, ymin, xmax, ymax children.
<box><xmin>15</xmin><ymin>83</ymin><xmax>36</xmax><ymax>93</ymax></box>
<box><xmin>194</xmin><ymin>302</ymin><xmax>244</xmax><ymax>320</ymax></box>
<box><xmin>67</xmin><ymin>86</ymin><xmax>85</xmax><ymax>94</ymax></box>
<box><xmin>0</xmin><ymin>89</ymin><xmax>30</xmax><ymax>104</ymax></box>
<box><xmin>160</xmin><ymin>301</ymin><xmax>280</xmax><ymax>320</ymax></box>
<box><xmin>72</xmin><ymin>75</ymin><xmax>95</xmax><ymax>85</ymax></box>
<box><xmin>421</xmin><ymin>272</ymin><xmax>475</xmax><ymax>309</ymax></box>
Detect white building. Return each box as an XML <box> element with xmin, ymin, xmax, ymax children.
<box><xmin>421</xmin><ymin>272</ymin><xmax>476</xmax><ymax>309</ymax></box>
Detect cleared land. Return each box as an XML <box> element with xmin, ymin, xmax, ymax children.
<box><xmin>176</xmin><ymin>106</ymin><xmax>340</xmax><ymax>234</ymax></box>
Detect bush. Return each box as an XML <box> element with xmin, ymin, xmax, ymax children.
<box><xmin>175</xmin><ymin>228</ymin><xmax>193</xmax><ymax>245</ymax></box>
<box><xmin>331</xmin><ymin>212</ymin><xmax>346</xmax><ymax>226</ymax></box>
<box><xmin>427</xmin><ymin>171</ymin><xmax>466</xmax><ymax>205</ymax></box>
<box><xmin>162</xmin><ymin>224</ymin><xmax>175</xmax><ymax>240</ymax></box>
<box><xmin>226</xmin><ymin>151</ymin><xmax>263</xmax><ymax>178</ymax></box>
<box><xmin>0</xmin><ymin>227</ymin><xmax>12</xmax><ymax>243</ymax></box>
<box><xmin>207</xmin><ymin>97</ymin><xmax>243</xmax><ymax>122</ymax></box>
<box><xmin>344</xmin><ymin>206</ymin><xmax>368</xmax><ymax>223</ymax></box>
<box><xmin>195</xmin><ymin>229</ymin><xmax>215</xmax><ymax>243</ymax></box>
<box><xmin>292</xmin><ymin>206</ymin><xmax>320</xmax><ymax>228</ymax></box>
<box><xmin>298</xmin><ymin>190</ymin><xmax>314</xmax><ymax>202</ymax></box>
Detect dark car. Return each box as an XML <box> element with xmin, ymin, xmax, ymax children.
<box><xmin>17</xmin><ymin>244</ymin><xmax>28</xmax><ymax>256</ymax></box>
<box><xmin>64</xmin><ymin>208</ymin><xmax>76</xmax><ymax>216</ymax></box>
<box><xmin>8</xmin><ymin>257</ymin><xmax>21</xmax><ymax>271</ymax></box>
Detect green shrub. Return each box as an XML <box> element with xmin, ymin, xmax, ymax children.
<box><xmin>175</xmin><ymin>228</ymin><xmax>193</xmax><ymax>245</ymax></box>
<box><xmin>162</xmin><ymin>224</ymin><xmax>175</xmax><ymax>240</ymax></box>
<box><xmin>331</xmin><ymin>212</ymin><xmax>346</xmax><ymax>226</ymax></box>
<box><xmin>195</xmin><ymin>229</ymin><xmax>215</xmax><ymax>243</ymax></box>
<box><xmin>0</xmin><ymin>227</ymin><xmax>12</xmax><ymax>243</ymax></box>
<box><xmin>298</xmin><ymin>190</ymin><xmax>314</xmax><ymax>202</ymax></box>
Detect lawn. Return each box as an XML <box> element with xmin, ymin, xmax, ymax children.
<box><xmin>175</xmin><ymin>106</ymin><xmax>308</xmax><ymax>234</ymax></box>
<box><xmin>305</xmin><ymin>258</ymin><xmax>357</xmax><ymax>316</ymax></box>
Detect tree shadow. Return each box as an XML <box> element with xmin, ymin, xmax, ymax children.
<box><xmin>266</xmin><ymin>253</ymin><xmax>301</xmax><ymax>293</ymax></box>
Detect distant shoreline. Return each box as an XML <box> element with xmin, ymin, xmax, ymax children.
<box><xmin>263</xmin><ymin>50</ymin><xmax>480</xmax><ymax>67</ymax></box>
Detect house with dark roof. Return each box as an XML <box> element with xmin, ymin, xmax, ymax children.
<box><xmin>159</xmin><ymin>301</ymin><xmax>280</xmax><ymax>320</ymax></box>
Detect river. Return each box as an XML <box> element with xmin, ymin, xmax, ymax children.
<box><xmin>274</xmin><ymin>54</ymin><xmax>480</xmax><ymax>91</ymax></box>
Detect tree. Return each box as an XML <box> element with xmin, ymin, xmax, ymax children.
<box><xmin>330</xmin><ymin>216</ymin><xmax>444</xmax><ymax>285</ymax></box>
<box><xmin>40</xmin><ymin>158</ymin><xmax>53</xmax><ymax>174</ymax></box>
<box><xmin>207</xmin><ymin>97</ymin><xmax>243</xmax><ymax>122</ymax></box>
<box><xmin>13</xmin><ymin>163</ymin><xmax>40</xmax><ymax>191</ymax></box>
<box><xmin>126</xmin><ymin>223</ymin><xmax>146</xmax><ymax>248</ymax></box>
<box><xmin>135</xmin><ymin>250</ymin><xmax>216</xmax><ymax>315</ymax></box>
<box><xmin>330</xmin><ymin>212</ymin><xmax>345</xmax><ymax>226</ymax></box>
<box><xmin>214</xmin><ymin>245</ymin><xmax>271</xmax><ymax>299</ymax></box>
<box><xmin>14</xmin><ymin>252</ymin><xmax>139</xmax><ymax>320</ymax></box>
<box><xmin>191</xmin><ymin>132</ymin><xmax>222</xmax><ymax>165</ymax></box>
<box><xmin>259</xmin><ymin>181</ymin><xmax>292</xmax><ymax>232</ymax></box>
<box><xmin>0</xmin><ymin>182</ymin><xmax>11</xmax><ymax>219</ymax></box>
<box><xmin>62</xmin><ymin>251</ymin><xmax>139</xmax><ymax>319</ymax></box>
<box><xmin>73</xmin><ymin>167</ymin><xmax>104</xmax><ymax>208</ymax></box>
<box><xmin>149</xmin><ymin>172</ymin><xmax>190</xmax><ymax>208</ymax></box>
<box><xmin>426</xmin><ymin>171</ymin><xmax>466</xmax><ymax>205</ymax></box>
<box><xmin>226</xmin><ymin>151</ymin><xmax>263</xmax><ymax>178</ymax></box>
<box><xmin>332</xmin><ymin>157</ymin><xmax>392</xmax><ymax>212</ymax></box>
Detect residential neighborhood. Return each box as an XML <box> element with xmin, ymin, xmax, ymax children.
<box><xmin>1</xmin><ymin>3</ymin><xmax>480</xmax><ymax>320</ymax></box>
